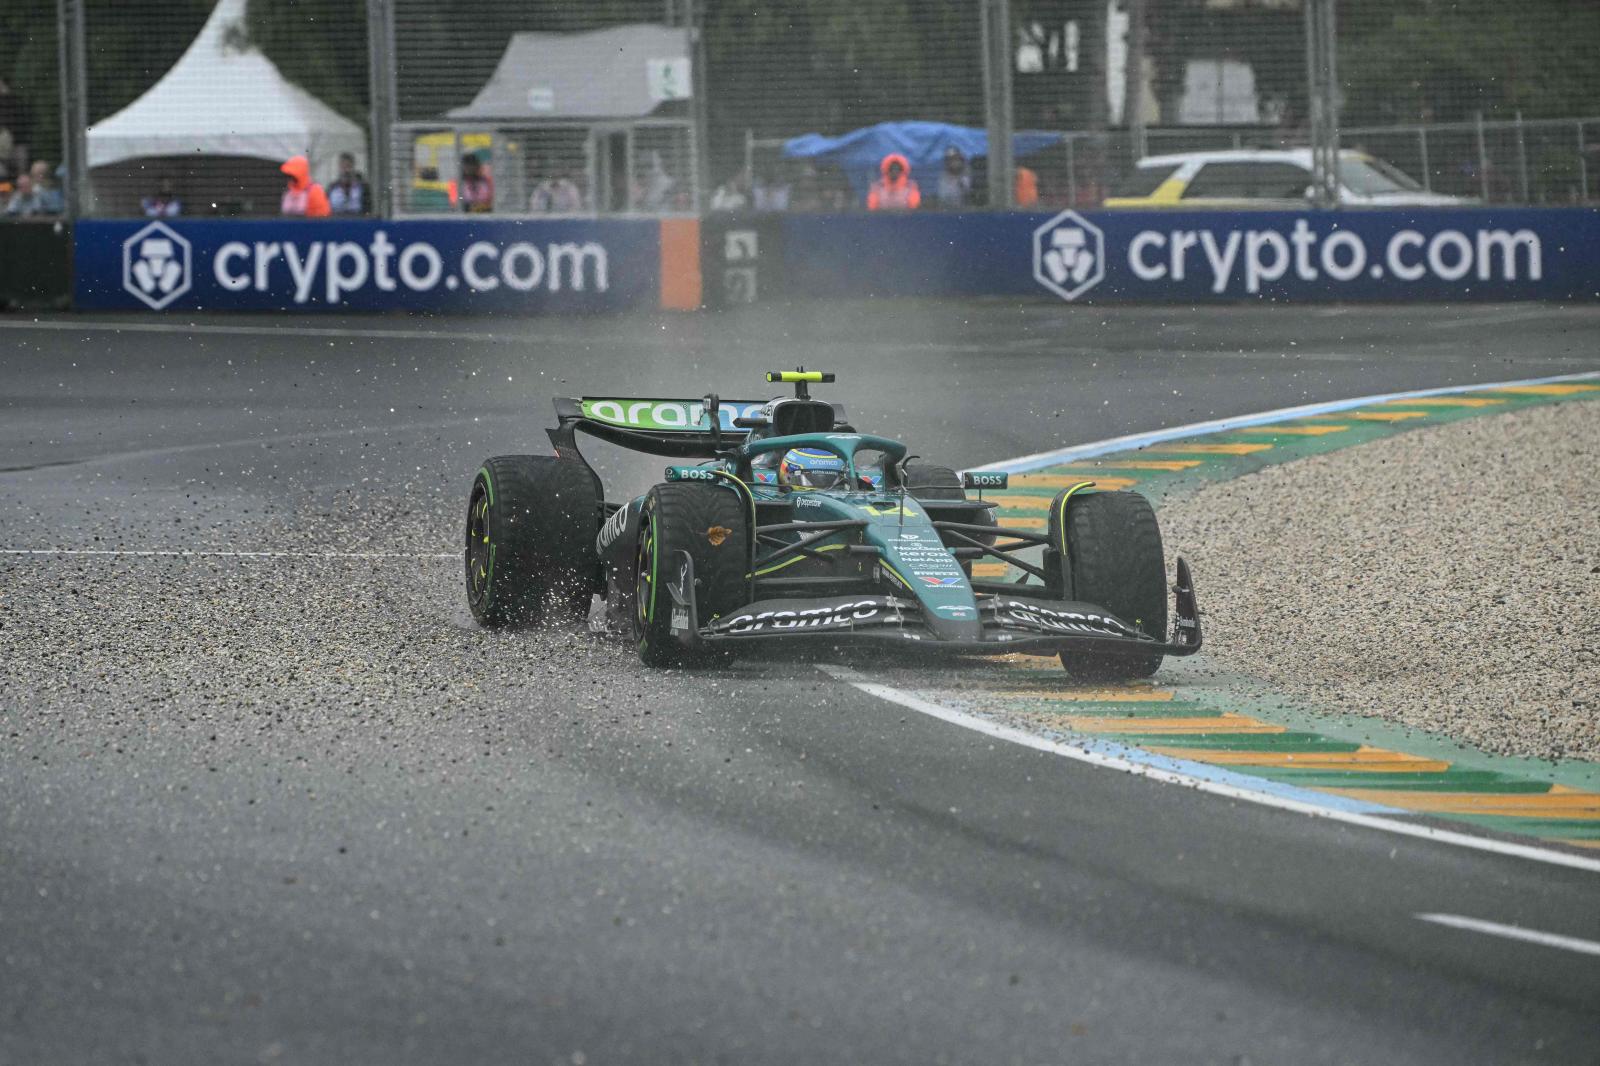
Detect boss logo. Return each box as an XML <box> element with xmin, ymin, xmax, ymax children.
<box><xmin>666</xmin><ymin>466</ymin><xmax>719</xmax><ymax>482</ymax></box>
<box><xmin>962</xmin><ymin>471</ymin><xmax>1009</xmax><ymax>490</ymax></box>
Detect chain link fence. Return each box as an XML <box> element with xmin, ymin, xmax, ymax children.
<box><xmin>8</xmin><ymin>0</ymin><xmax>1599</xmax><ymax>219</ymax></box>
<box><xmin>0</xmin><ymin>2</ymin><xmax>62</xmax><ymax>216</ymax></box>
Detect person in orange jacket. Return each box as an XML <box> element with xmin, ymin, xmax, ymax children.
<box><xmin>280</xmin><ymin>155</ymin><xmax>331</xmax><ymax>217</ymax></box>
<box><xmin>867</xmin><ymin>153</ymin><xmax>921</xmax><ymax>210</ymax></box>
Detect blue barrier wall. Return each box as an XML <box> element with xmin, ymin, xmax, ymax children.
<box><xmin>778</xmin><ymin>208</ymin><xmax>1600</xmax><ymax>302</ymax></box>
<box><xmin>75</xmin><ymin>218</ymin><xmax>662</xmax><ymax>313</ymax></box>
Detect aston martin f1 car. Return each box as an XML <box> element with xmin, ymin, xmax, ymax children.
<box><xmin>465</xmin><ymin>371</ymin><xmax>1201</xmax><ymax>678</ymax></box>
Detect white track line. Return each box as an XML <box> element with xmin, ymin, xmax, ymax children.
<box><xmin>1415</xmin><ymin>914</ymin><xmax>1600</xmax><ymax>956</ymax></box>
<box><xmin>971</xmin><ymin>369</ymin><xmax>1600</xmax><ymax>474</ymax></box>
<box><xmin>818</xmin><ymin>665</ymin><xmax>1600</xmax><ymax>875</ymax></box>
<box><xmin>1</xmin><ymin>549</ymin><xmax>454</xmax><ymax>559</ymax></box>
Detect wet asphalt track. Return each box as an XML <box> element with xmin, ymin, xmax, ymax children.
<box><xmin>2</xmin><ymin>302</ymin><xmax>1599</xmax><ymax>1064</ymax></box>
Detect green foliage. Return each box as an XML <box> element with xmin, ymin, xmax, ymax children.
<box><xmin>1341</xmin><ymin>0</ymin><xmax>1600</xmax><ymax>123</ymax></box>
<box><xmin>243</xmin><ymin>0</ymin><xmax>368</xmax><ymax>122</ymax></box>
<box><xmin>0</xmin><ymin>0</ymin><xmax>59</xmax><ymax>160</ymax></box>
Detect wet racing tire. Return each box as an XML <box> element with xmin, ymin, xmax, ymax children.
<box><xmin>1047</xmin><ymin>489</ymin><xmax>1168</xmax><ymax>681</ymax></box>
<box><xmin>906</xmin><ymin>463</ymin><xmax>997</xmax><ymax>565</ymax></box>
<box><xmin>633</xmin><ymin>482</ymin><xmax>751</xmax><ymax>667</ymax></box>
<box><xmin>465</xmin><ymin>455</ymin><xmax>600</xmax><ymax>627</ymax></box>
<box><xmin>903</xmin><ymin>464</ymin><xmax>966</xmax><ymax>501</ymax></box>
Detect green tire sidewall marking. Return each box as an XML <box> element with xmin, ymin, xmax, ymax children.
<box><xmin>474</xmin><ymin>470</ymin><xmax>496</xmax><ymax>603</ymax></box>
<box><xmin>648</xmin><ymin>501</ymin><xmax>659</xmax><ymax>624</ymax></box>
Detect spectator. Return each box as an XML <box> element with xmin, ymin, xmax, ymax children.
<box><xmin>528</xmin><ymin>176</ymin><xmax>554</xmax><ymax>212</ymax></box>
<box><xmin>751</xmin><ymin>165</ymin><xmax>791</xmax><ymax>211</ymax></box>
<box><xmin>29</xmin><ymin>160</ymin><xmax>62</xmax><ymax>214</ymax></box>
<box><xmin>1014</xmin><ymin>165</ymin><xmax>1039</xmax><ymax>207</ymax></box>
<box><xmin>141</xmin><ymin>179</ymin><xmax>181</xmax><ymax>217</ymax></box>
<box><xmin>638</xmin><ymin>150</ymin><xmax>675</xmax><ymax>211</ymax></box>
<box><xmin>867</xmin><ymin>153</ymin><xmax>921</xmax><ymax>210</ymax></box>
<box><xmin>328</xmin><ymin>152</ymin><xmax>368</xmax><ymax>214</ymax></box>
<box><xmin>549</xmin><ymin>173</ymin><xmax>583</xmax><ymax>213</ymax></box>
<box><xmin>280</xmin><ymin>155</ymin><xmax>330</xmax><ymax>217</ymax></box>
<box><xmin>4</xmin><ymin>173</ymin><xmax>48</xmax><ymax>216</ymax></box>
<box><xmin>458</xmin><ymin>153</ymin><xmax>494</xmax><ymax>213</ymax></box>
<box><xmin>710</xmin><ymin>169</ymin><xmax>749</xmax><ymax>212</ymax></box>
<box><xmin>935</xmin><ymin>146</ymin><xmax>971</xmax><ymax>208</ymax></box>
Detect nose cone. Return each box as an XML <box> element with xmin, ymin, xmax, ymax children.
<box><xmin>869</xmin><ymin>520</ymin><xmax>980</xmax><ymax>642</ymax></box>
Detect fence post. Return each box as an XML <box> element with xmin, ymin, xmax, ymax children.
<box><xmin>1580</xmin><ymin>121</ymin><xmax>1590</xmax><ymax>203</ymax></box>
<box><xmin>1302</xmin><ymin>0</ymin><xmax>1339</xmax><ymax>207</ymax></box>
<box><xmin>366</xmin><ymin>0</ymin><xmax>398</xmax><ymax>218</ymax></box>
<box><xmin>1514</xmin><ymin>110</ymin><xmax>1529</xmax><ymax>203</ymax></box>
<box><xmin>685</xmin><ymin>0</ymin><xmax>710</xmax><ymax>213</ymax></box>
<box><xmin>981</xmin><ymin>0</ymin><xmax>1014</xmax><ymax>209</ymax></box>
<box><xmin>1417</xmin><ymin>126</ymin><xmax>1431</xmax><ymax>191</ymax></box>
<box><xmin>1475</xmin><ymin>111</ymin><xmax>1490</xmax><ymax>201</ymax></box>
<box><xmin>1066</xmin><ymin>135</ymin><xmax>1077</xmax><ymax>207</ymax></box>
<box><xmin>1126</xmin><ymin>0</ymin><xmax>1147</xmax><ymax>163</ymax></box>
<box><xmin>55</xmin><ymin>0</ymin><xmax>90</xmax><ymax>218</ymax></box>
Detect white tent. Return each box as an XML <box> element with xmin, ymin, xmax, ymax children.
<box><xmin>447</xmin><ymin>24</ymin><xmax>690</xmax><ymax>121</ymax></box>
<box><xmin>86</xmin><ymin>0</ymin><xmax>366</xmax><ymax>181</ymax></box>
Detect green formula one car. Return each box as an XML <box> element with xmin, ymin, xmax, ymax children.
<box><xmin>465</xmin><ymin>370</ymin><xmax>1201</xmax><ymax>678</ymax></box>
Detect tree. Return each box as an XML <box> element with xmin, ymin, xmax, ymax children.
<box><xmin>1340</xmin><ymin>0</ymin><xmax>1600</xmax><ymax>124</ymax></box>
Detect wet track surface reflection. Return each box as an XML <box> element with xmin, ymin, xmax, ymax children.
<box><xmin>2</xmin><ymin>303</ymin><xmax>1598</xmax><ymax>1064</ymax></box>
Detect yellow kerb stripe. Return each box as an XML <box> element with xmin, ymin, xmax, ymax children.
<box><xmin>1232</xmin><ymin>425</ymin><xmax>1350</xmax><ymax>436</ymax></box>
<box><xmin>1060</xmin><ymin>460</ymin><xmax>1202</xmax><ymax>471</ymax></box>
<box><xmin>998</xmin><ymin>686</ymin><xmax>1176</xmax><ymax>702</ymax></box>
<box><xmin>1148</xmin><ymin>442</ymin><xmax>1273</xmax><ymax>455</ymax></box>
<box><xmin>1010</xmin><ymin>474</ymin><xmax>1137</xmax><ymax>490</ymax></box>
<box><xmin>1308</xmin><ymin>410</ymin><xmax>1429</xmax><ymax>422</ymax></box>
<box><xmin>1325</xmin><ymin>789</ymin><xmax>1600</xmax><ymax>818</ymax></box>
<box><xmin>1147</xmin><ymin>747</ymin><xmax>1449</xmax><ymax>771</ymax></box>
<box><xmin>1493</xmin><ymin>384</ymin><xmax>1600</xmax><ymax>395</ymax></box>
<box><xmin>998</xmin><ymin>516</ymin><xmax>1046</xmax><ymax>530</ymax></box>
<box><xmin>1062</xmin><ymin>714</ymin><xmax>1285</xmax><ymax>735</ymax></box>
<box><xmin>971</xmin><ymin>562</ymin><xmax>1010</xmax><ymax>578</ymax></box>
<box><xmin>1380</xmin><ymin>396</ymin><xmax>1504</xmax><ymax>407</ymax></box>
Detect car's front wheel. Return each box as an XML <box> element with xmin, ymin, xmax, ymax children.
<box><xmin>633</xmin><ymin>482</ymin><xmax>750</xmax><ymax>667</ymax></box>
<box><xmin>1047</xmin><ymin>489</ymin><xmax>1168</xmax><ymax>681</ymax></box>
<box><xmin>465</xmin><ymin>455</ymin><xmax>599</xmax><ymax>627</ymax></box>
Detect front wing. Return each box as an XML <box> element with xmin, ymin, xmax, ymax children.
<box><xmin>662</xmin><ymin>552</ymin><xmax>1203</xmax><ymax>657</ymax></box>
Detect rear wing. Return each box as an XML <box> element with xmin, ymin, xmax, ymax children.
<box><xmin>548</xmin><ymin>396</ymin><xmax>848</xmax><ymax>459</ymax></box>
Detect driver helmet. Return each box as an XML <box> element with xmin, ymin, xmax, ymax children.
<box><xmin>778</xmin><ymin>447</ymin><xmax>846</xmax><ymax>490</ymax></box>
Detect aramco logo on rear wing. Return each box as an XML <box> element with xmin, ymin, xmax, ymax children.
<box><xmin>1032</xmin><ymin>209</ymin><xmax>1105</xmax><ymax>302</ymax></box>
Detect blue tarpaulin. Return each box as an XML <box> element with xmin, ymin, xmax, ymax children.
<box><xmin>782</xmin><ymin>121</ymin><xmax>1063</xmax><ymax>202</ymax></box>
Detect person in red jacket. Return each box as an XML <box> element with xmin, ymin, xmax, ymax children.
<box><xmin>867</xmin><ymin>153</ymin><xmax>921</xmax><ymax>211</ymax></box>
<box><xmin>280</xmin><ymin>155</ymin><xmax>331</xmax><ymax>217</ymax></box>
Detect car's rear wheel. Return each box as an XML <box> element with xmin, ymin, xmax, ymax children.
<box><xmin>905</xmin><ymin>463</ymin><xmax>997</xmax><ymax>570</ymax></box>
<box><xmin>1047</xmin><ymin>489</ymin><xmax>1168</xmax><ymax>681</ymax></box>
<box><xmin>466</xmin><ymin>456</ymin><xmax>599</xmax><ymax>627</ymax></box>
<box><xmin>633</xmin><ymin>482</ymin><xmax>751</xmax><ymax>667</ymax></box>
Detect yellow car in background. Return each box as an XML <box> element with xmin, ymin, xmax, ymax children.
<box><xmin>1104</xmin><ymin>149</ymin><xmax>1466</xmax><ymax>208</ymax></box>
<box><xmin>409</xmin><ymin>131</ymin><xmax>496</xmax><ymax>211</ymax></box>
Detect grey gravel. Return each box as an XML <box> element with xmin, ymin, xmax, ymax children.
<box><xmin>1159</xmin><ymin>399</ymin><xmax>1600</xmax><ymax>762</ymax></box>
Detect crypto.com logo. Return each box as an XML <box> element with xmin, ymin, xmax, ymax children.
<box><xmin>122</xmin><ymin>221</ymin><xmax>191</xmax><ymax>310</ymax></box>
<box><xmin>1032</xmin><ymin>209</ymin><xmax>1104</xmax><ymax>301</ymax></box>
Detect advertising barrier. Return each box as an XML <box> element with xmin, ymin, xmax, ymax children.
<box><xmin>65</xmin><ymin>209</ymin><xmax>1596</xmax><ymax>312</ymax></box>
<box><xmin>74</xmin><ymin>218</ymin><xmax>702</xmax><ymax>313</ymax></box>
<box><xmin>777</xmin><ymin>208</ymin><xmax>1600</xmax><ymax>303</ymax></box>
